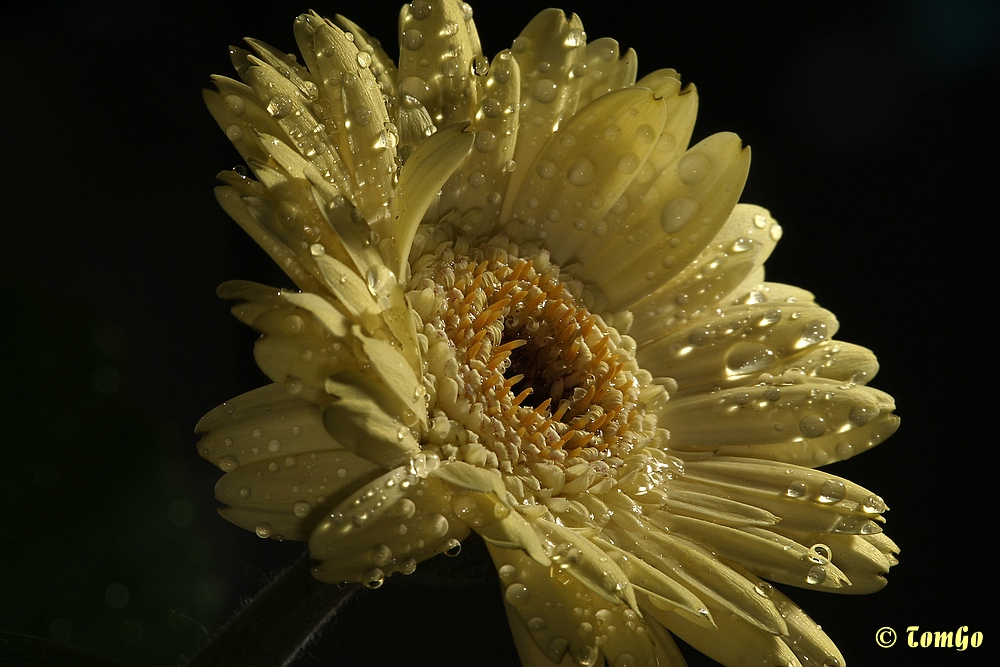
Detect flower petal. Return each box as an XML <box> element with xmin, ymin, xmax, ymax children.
<box><xmin>596</xmin><ymin>540</ymin><xmax>713</xmax><ymax>627</ymax></box>
<box><xmin>393</xmin><ymin>121</ymin><xmax>475</xmax><ymax>276</ymax></box>
<box><xmin>310</xmin><ymin>466</ymin><xmax>469</xmax><ymax>582</ymax></box>
<box><xmin>628</xmin><ymin>204</ymin><xmax>783</xmax><ymax>345</ymax></box>
<box><xmin>584</xmin><ymin>132</ymin><xmax>750</xmax><ymax>311</ymax></box>
<box><xmin>397</xmin><ymin>0</ymin><xmax>482</xmax><ymax>129</ymax></box>
<box><xmin>578</xmin><ymin>38</ymin><xmax>637</xmax><ymax>106</ymax></box>
<box><xmin>643</xmin><ymin>593</ymin><xmax>801</xmax><ymax>667</ymax></box>
<box><xmin>323</xmin><ymin>374</ymin><xmax>421</xmax><ymax>468</ymax></box>
<box><xmin>503</xmin><ymin>88</ymin><xmax>667</xmax><ymax>265</ymax></box>
<box><xmin>437</xmin><ymin>50</ymin><xmax>521</xmax><ymax>236</ymax></box>
<box><xmin>506</xmin><ymin>8</ymin><xmax>587</xmax><ymax>186</ymax></box>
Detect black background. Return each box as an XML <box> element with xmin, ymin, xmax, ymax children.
<box><xmin>1</xmin><ymin>1</ymin><xmax>996</xmax><ymax>666</ymax></box>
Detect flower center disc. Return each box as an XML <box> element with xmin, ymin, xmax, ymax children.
<box><xmin>411</xmin><ymin>238</ymin><xmax>659</xmax><ymax>467</ymax></box>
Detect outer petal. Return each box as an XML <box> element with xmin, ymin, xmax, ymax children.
<box><xmin>309</xmin><ymin>465</ymin><xmax>469</xmax><ymax>582</ymax></box>
<box><xmin>503</xmin><ymin>88</ymin><xmax>667</xmax><ymax>264</ymax></box>
<box><xmin>397</xmin><ymin>0</ymin><xmax>482</xmax><ymax>129</ymax></box>
<box><xmin>579</xmin><ymin>132</ymin><xmax>749</xmax><ymax>310</ymax></box>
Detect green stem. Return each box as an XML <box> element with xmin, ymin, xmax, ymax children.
<box><xmin>186</xmin><ymin>552</ymin><xmax>360</xmax><ymax>667</ymax></box>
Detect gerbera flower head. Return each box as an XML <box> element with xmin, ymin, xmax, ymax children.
<box><xmin>198</xmin><ymin>2</ymin><xmax>900</xmax><ymax>665</ymax></box>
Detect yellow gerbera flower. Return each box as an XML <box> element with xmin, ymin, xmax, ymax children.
<box><xmin>198</xmin><ymin>2</ymin><xmax>899</xmax><ymax>665</ymax></box>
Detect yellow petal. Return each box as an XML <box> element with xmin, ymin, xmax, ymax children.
<box><xmin>323</xmin><ymin>375</ymin><xmax>420</xmax><ymax>468</ymax></box>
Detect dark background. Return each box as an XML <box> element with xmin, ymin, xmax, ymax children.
<box><xmin>1</xmin><ymin>1</ymin><xmax>996</xmax><ymax>666</ymax></box>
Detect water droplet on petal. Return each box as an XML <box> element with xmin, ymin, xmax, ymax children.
<box><xmin>224</xmin><ymin>94</ymin><xmax>246</xmax><ymax>115</ymax></box>
<box><xmin>371</xmin><ymin>543</ymin><xmax>393</xmax><ymax>566</ymax></box>
<box><xmin>567</xmin><ymin>158</ymin><xmax>595</xmax><ymax>186</ymax></box>
<box><xmin>799</xmin><ymin>415</ymin><xmax>827</xmax><ymax>438</ymax></box>
<box><xmin>616</xmin><ymin>152</ymin><xmax>639</xmax><ymax>174</ymax></box>
<box><xmin>533</xmin><ymin>79</ymin><xmax>558</xmax><ymax>103</ymax></box>
<box><xmin>293</xmin><ymin>501</ymin><xmax>312</xmax><ymax>518</ymax></box>
<box><xmin>806</xmin><ymin>565</ymin><xmax>827</xmax><ymax>585</ymax></box>
<box><xmin>426</xmin><ymin>513</ymin><xmax>449</xmax><ymax>537</ymax></box>
<box><xmin>255</xmin><ymin>522</ymin><xmax>272</xmax><ymax>538</ymax></box>
<box><xmin>474</xmin><ymin>130</ymin><xmax>498</xmax><ymax>152</ymax></box>
<box><xmin>505</xmin><ymin>583</ymin><xmax>529</xmax><ymax>606</ymax></box>
<box><xmin>818</xmin><ymin>479</ymin><xmax>846</xmax><ymax>503</ymax></box>
<box><xmin>677</xmin><ymin>151</ymin><xmax>712</xmax><ymax>184</ymax></box>
<box><xmin>443</xmin><ymin>538</ymin><xmax>462</xmax><ymax>556</ymax></box>
<box><xmin>266</xmin><ymin>95</ymin><xmax>293</xmax><ymax>119</ymax></box>
<box><xmin>218</xmin><ymin>455</ymin><xmax>239</xmax><ymax>472</ymax></box>
<box><xmin>849</xmin><ymin>405</ymin><xmax>873</xmax><ymax>426</ymax></box>
<box><xmin>409</xmin><ymin>0</ymin><xmax>432</xmax><ymax>20</ymax></box>
<box><xmin>800</xmin><ymin>320</ymin><xmax>828</xmax><ymax>345</ymax></box>
<box><xmin>482</xmin><ymin>97</ymin><xmax>501</xmax><ymax>117</ymax></box>
<box><xmin>362</xmin><ymin>567</ymin><xmax>385</xmax><ymax>588</ymax></box>
<box><xmin>660</xmin><ymin>198</ymin><xmax>699</xmax><ymax>233</ymax></box>
<box><xmin>536</xmin><ymin>159</ymin><xmax>556</xmax><ymax>179</ymax></box>
<box><xmin>402</xmin><ymin>29</ymin><xmax>424</xmax><ymax>50</ymax></box>
<box><xmin>786</xmin><ymin>480</ymin><xmax>808</xmax><ymax>498</ymax></box>
<box><xmin>725</xmin><ymin>342</ymin><xmax>775</xmax><ymax>375</ymax></box>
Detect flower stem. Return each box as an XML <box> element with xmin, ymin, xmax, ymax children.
<box><xmin>186</xmin><ymin>551</ymin><xmax>360</xmax><ymax>667</ymax></box>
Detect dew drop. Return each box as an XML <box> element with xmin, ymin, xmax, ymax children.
<box><xmin>677</xmin><ymin>151</ymin><xmax>712</xmax><ymax>184</ymax></box>
<box><xmin>528</xmin><ymin>616</ymin><xmax>547</xmax><ymax>632</ymax></box>
<box><xmin>362</xmin><ymin>567</ymin><xmax>385</xmax><ymax>589</ymax></box>
<box><xmin>806</xmin><ymin>565</ymin><xmax>827</xmax><ymax>585</ymax></box>
<box><xmin>409</xmin><ymin>0</ymin><xmax>432</xmax><ymax>20</ymax></box>
<box><xmin>293</xmin><ymin>501</ymin><xmax>312</xmax><ymax>518</ymax></box>
<box><xmin>400</xmin><ymin>557</ymin><xmax>417</xmax><ymax>574</ymax></box>
<box><xmin>536</xmin><ymin>159</ymin><xmax>556</xmax><ymax>179</ymax></box>
<box><xmin>371</xmin><ymin>543</ymin><xmax>393</xmax><ymax>566</ymax></box>
<box><xmin>396</xmin><ymin>498</ymin><xmax>417</xmax><ymax>519</ymax></box>
<box><xmin>224</xmin><ymin>94</ymin><xmax>246</xmax><ymax>115</ymax></box>
<box><xmin>218</xmin><ymin>455</ymin><xmax>239</xmax><ymax>472</ymax></box>
<box><xmin>482</xmin><ymin>97</ymin><xmax>502</xmax><ymax>117</ymax></box>
<box><xmin>567</xmin><ymin>158</ymin><xmax>595</xmax><ymax>186</ymax></box>
<box><xmin>800</xmin><ymin>320</ymin><xmax>828</xmax><ymax>345</ymax></box>
<box><xmin>786</xmin><ymin>480</ymin><xmax>808</xmax><ymax>498</ymax></box>
<box><xmin>533</xmin><ymin>79</ymin><xmax>558</xmax><ymax>103</ymax></box>
<box><xmin>811</xmin><ymin>543</ymin><xmax>833</xmax><ymax>560</ymax></box>
<box><xmin>546</xmin><ymin>637</ymin><xmax>569</xmax><ymax>661</ymax></box>
<box><xmin>576</xmin><ymin>644</ymin><xmax>598</xmax><ymax>667</ymax></box>
<box><xmin>799</xmin><ymin>415</ymin><xmax>827</xmax><ymax>438</ymax></box>
<box><xmin>255</xmin><ymin>522</ymin><xmax>273</xmax><ymax>538</ymax></box>
<box><xmin>849</xmin><ymin>405</ymin><xmax>873</xmax><ymax>426</ymax></box>
<box><xmin>614</xmin><ymin>654</ymin><xmax>637</xmax><ymax>667</ymax></box>
<box><xmin>426</xmin><ymin>513</ymin><xmax>449</xmax><ymax>538</ymax></box>
<box><xmin>616</xmin><ymin>152</ymin><xmax>639</xmax><ymax>174</ymax></box>
<box><xmin>660</xmin><ymin>198</ymin><xmax>699</xmax><ymax>233</ymax></box>
<box><xmin>266</xmin><ymin>94</ymin><xmax>293</xmax><ymax>119</ymax></box>
<box><xmin>505</xmin><ymin>583</ymin><xmax>529</xmax><ymax>606</ymax></box>
<box><xmin>565</xmin><ymin>28</ymin><xmax>586</xmax><ymax>47</ymax></box>
<box><xmin>443</xmin><ymin>538</ymin><xmax>462</xmax><ymax>556</ymax></box>
<box><xmin>225</xmin><ymin>124</ymin><xmax>244</xmax><ymax>142</ymax></box>
<box><xmin>267</xmin><ymin>439</ymin><xmax>282</xmax><ymax>453</ymax></box>
<box><xmin>474</xmin><ymin>130</ymin><xmax>498</xmax><ymax>152</ymax></box>
<box><xmin>725</xmin><ymin>342</ymin><xmax>775</xmax><ymax>375</ymax></box>
<box><xmin>239</xmin><ymin>486</ymin><xmax>251</xmax><ymax>498</ymax></box>
<box><xmin>402</xmin><ymin>29</ymin><xmax>424</xmax><ymax>50</ymax></box>
<box><xmin>818</xmin><ymin>479</ymin><xmax>846</xmax><ymax>503</ymax></box>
